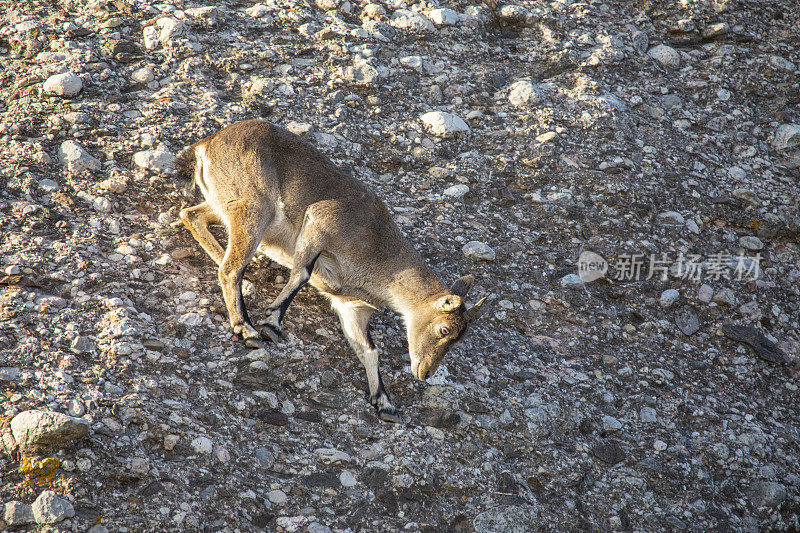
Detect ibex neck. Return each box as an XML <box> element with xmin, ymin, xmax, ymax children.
<box><xmin>387</xmin><ymin>262</ymin><xmax>447</xmax><ymax>320</ymax></box>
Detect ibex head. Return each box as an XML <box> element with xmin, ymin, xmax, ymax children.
<box><xmin>408</xmin><ymin>275</ymin><xmax>487</xmax><ymax>381</ymax></box>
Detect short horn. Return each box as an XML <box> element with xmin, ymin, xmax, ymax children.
<box><xmin>464</xmin><ymin>296</ymin><xmax>487</xmax><ymax>322</ymax></box>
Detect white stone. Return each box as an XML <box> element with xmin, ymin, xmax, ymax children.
<box><xmin>427</xmin><ymin>8</ymin><xmax>460</xmax><ymax>26</ymax></box>
<box><xmin>93</xmin><ymin>197</ymin><xmax>112</xmax><ymax>213</ymax></box>
<box><xmin>443</xmin><ymin>184</ymin><xmax>469</xmax><ymax>198</ymax></box>
<box><xmin>659</xmin><ymin>289</ymin><xmax>680</xmax><ymax>307</ymax></box>
<box><xmin>43</xmin><ymin>72</ymin><xmax>83</xmax><ymax>97</ymax></box>
<box><xmin>647</xmin><ymin>44</ymin><xmax>681</xmax><ymax>68</ymax></box>
<box><xmin>773</xmin><ymin>124</ymin><xmax>800</xmax><ymax>151</ymax></box>
<box><xmin>508</xmin><ymin>80</ymin><xmax>542</xmax><ymax>108</ymax></box>
<box><xmin>143</xmin><ymin>26</ymin><xmax>159</xmax><ymax>50</ymax></box>
<box><xmin>462</xmin><ymin>241</ymin><xmax>495</xmax><ymax>261</ymax></box>
<box><xmin>191</xmin><ymin>436</ymin><xmax>213</xmax><ymax>454</ymax></box>
<box><xmin>390</xmin><ymin>9</ymin><xmax>435</xmax><ymax>32</ymax></box>
<box><xmin>420</xmin><ymin>111</ymin><xmax>470</xmax><ymax>137</ymax></box>
<box><xmin>58</xmin><ymin>140</ymin><xmax>101</xmax><ymax>172</ymax></box>
<box><xmin>340</xmin><ymin>470</ymin><xmax>357</xmax><ymax>487</ymax></box>
<box><xmin>32</xmin><ymin>491</ymin><xmax>75</xmax><ymax>524</ymax></box>
<box><xmin>133</xmin><ymin>150</ymin><xmax>176</xmax><ymax>171</ymax></box>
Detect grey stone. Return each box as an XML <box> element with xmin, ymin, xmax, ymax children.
<box><xmin>712</xmin><ymin>288</ymin><xmax>736</xmax><ymax>307</ymax></box>
<box><xmin>697</xmin><ymin>284</ymin><xmax>713</xmax><ymax>303</ymax></box>
<box><xmin>4</xmin><ymin>501</ymin><xmax>34</xmax><ymax>526</ymax></box>
<box><xmin>43</xmin><ymin>72</ymin><xmax>82</xmax><ymax>97</ymax></box>
<box><xmin>640</xmin><ymin>407</ymin><xmax>658</xmax><ymax>423</ymax></box>
<box><xmin>648</xmin><ymin>44</ymin><xmax>681</xmax><ymax>68</ymax></box>
<box><xmin>675</xmin><ymin>306</ymin><xmax>700</xmax><ymax>335</ymax></box>
<box><xmin>462</xmin><ymin>241</ymin><xmax>495</xmax><ymax>261</ymax></box>
<box><xmin>602</xmin><ymin>415</ymin><xmax>622</xmax><ymax>432</ymax></box>
<box><xmin>508</xmin><ymin>80</ymin><xmax>543</xmax><ymax>108</ymax></box>
<box><xmin>390</xmin><ymin>9</ymin><xmax>435</xmax><ymax>32</ymax></box>
<box><xmin>32</xmin><ymin>491</ymin><xmax>75</xmax><ymax>524</ymax></box>
<box><xmin>10</xmin><ymin>410</ymin><xmax>88</xmax><ymax>454</ymax></box>
<box><xmin>749</xmin><ymin>481</ymin><xmax>786</xmax><ymax>508</ymax></box>
<box><xmin>773</xmin><ymin>124</ymin><xmax>800</xmax><ymax>151</ymax></box>
<box><xmin>560</xmin><ymin>274</ymin><xmax>585</xmax><ymax>290</ymax></box>
<box><xmin>739</xmin><ymin>236</ymin><xmax>764</xmax><ymax>251</ymax></box>
<box><xmin>657</xmin><ymin>211</ymin><xmax>685</xmax><ymax>225</ymax></box>
<box><xmin>420</xmin><ymin>111</ymin><xmax>470</xmax><ymax>137</ymax></box>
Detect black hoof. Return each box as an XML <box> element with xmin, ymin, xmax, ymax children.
<box><xmin>260</xmin><ymin>323</ymin><xmax>285</xmax><ymax>344</ymax></box>
<box><xmin>245</xmin><ymin>337</ymin><xmax>267</xmax><ymax>349</ymax></box>
<box><xmin>377</xmin><ymin>407</ymin><xmax>401</xmax><ymax>423</ymax></box>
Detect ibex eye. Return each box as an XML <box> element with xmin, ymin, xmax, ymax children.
<box><xmin>439</xmin><ymin>326</ymin><xmax>450</xmax><ymax>337</ymax></box>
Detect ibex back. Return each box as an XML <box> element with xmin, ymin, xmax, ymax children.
<box><xmin>176</xmin><ymin>120</ymin><xmax>485</xmax><ymax>421</ymax></box>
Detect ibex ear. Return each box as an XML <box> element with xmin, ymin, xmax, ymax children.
<box><xmin>434</xmin><ymin>294</ymin><xmax>462</xmax><ymax>313</ymax></box>
<box><xmin>450</xmin><ymin>275</ymin><xmax>474</xmax><ymax>297</ymax></box>
<box><xmin>464</xmin><ymin>297</ymin><xmax>487</xmax><ymax>322</ymax></box>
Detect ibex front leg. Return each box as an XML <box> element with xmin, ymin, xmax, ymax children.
<box><xmin>331</xmin><ymin>296</ymin><xmax>400</xmax><ymax>423</ymax></box>
<box><xmin>261</xmin><ymin>214</ymin><xmax>322</xmax><ymax>343</ymax></box>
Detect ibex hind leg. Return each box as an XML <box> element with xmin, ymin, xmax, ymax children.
<box><xmin>219</xmin><ymin>201</ymin><xmax>273</xmax><ymax>349</ymax></box>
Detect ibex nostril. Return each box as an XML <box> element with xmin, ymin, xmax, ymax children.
<box><xmin>424</xmin><ymin>370</ymin><xmax>431</xmax><ymax>380</ymax></box>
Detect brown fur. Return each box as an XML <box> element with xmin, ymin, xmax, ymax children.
<box><xmin>176</xmin><ymin>120</ymin><xmax>486</xmax><ymax>420</ymax></box>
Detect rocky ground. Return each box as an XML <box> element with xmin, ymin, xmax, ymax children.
<box><xmin>1</xmin><ymin>0</ymin><xmax>799</xmax><ymax>531</ymax></box>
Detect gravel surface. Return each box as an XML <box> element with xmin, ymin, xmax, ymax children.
<box><xmin>1</xmin><ymin>0</ymin><xmax>799</xmax><ymax>531</ymax></box>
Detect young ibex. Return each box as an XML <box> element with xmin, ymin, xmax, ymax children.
<box><xmin>175</xmin><ymin>120</ymin><xmax>486</xmax><ymax>421</ymax></box>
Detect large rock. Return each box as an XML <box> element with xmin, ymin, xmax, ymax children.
<box><xmin>749</xmin><ymin>481</ymin><xmax>786</xmax><ymax>509</ymax></box>
<box><xmin>420</xmin><ymin>111</ymin><xmax>469</xmax><ymax>137</ymax></box>
<box><xmin>32</xmin><ymin>491</ymin><xmax>75</xmax><ymax>524</ymax></box>
<box><xmin>43</xmin><ymin>72</ymin><xmax>83</xmax><ymax>97</ymax></box>
<box><xmin>647</xmin><ymin>44</ymin><xmax>680</xmax><ymax>68</ymax></box>
<box><xmin>133</xmin><ymin>150</ymin><xmax>176</xmax><ymax>171</ymax></box>
<box><xmin>10</xmin><ymin>410</ymin><xmax>88</xmax><ymax>454</ymax></box>
<box><xmin>773</xmin><ymin>124</ymin><xmax>800</xmax><ymax>151</ymax></box>
<box><xmin>58</xmin><ymin>140</ymin><xmax>101</xmax><ymax>172</ymax></box>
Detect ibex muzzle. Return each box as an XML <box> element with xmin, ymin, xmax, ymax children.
<box><xmin>175</xmin><ymin>120</ymin><xmax>486</xmax><ymax>422</ymax></box>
